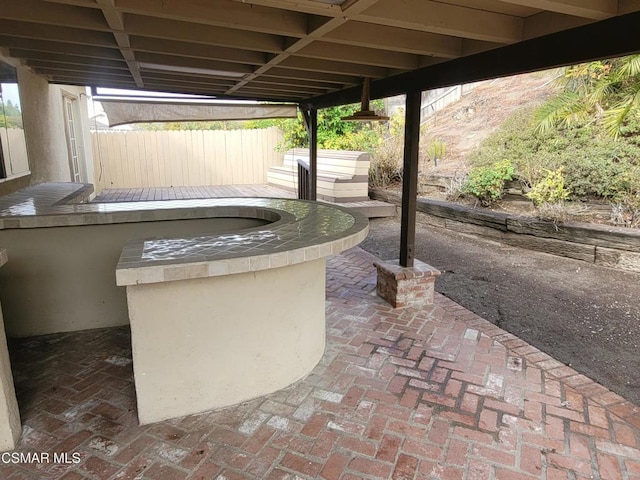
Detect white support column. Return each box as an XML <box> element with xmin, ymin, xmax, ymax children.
<box><xmin>0</xmin><ymin>249</ymin><xmax>21</xmax><ymax>451</ymax></box>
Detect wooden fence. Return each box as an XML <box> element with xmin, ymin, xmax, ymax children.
<box><xmin>1</xmin><ymin>128</ymin><xmax>30</xmax><ymax>177</ymax></box>
<box><xmin>91</xmin><ymin>127</ymin><xmax>284</xmax><ymax>192</ymax></box>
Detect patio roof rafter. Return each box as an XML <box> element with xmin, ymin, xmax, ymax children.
<box><xmin>94</xmin><ymin>0</ymin><xmax>142</xmax><ymax>86</ymax></box>
<box><xmin>301</xmin><ymin>9</ymin><xmax>640</xmax><ymax>110</ymax></box>
<box><xmin>1</xmin><ymin>0</ymin><xmax>636</xmax><ymax>101</ymax></box>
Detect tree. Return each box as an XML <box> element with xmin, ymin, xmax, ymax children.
<box><xmin>263</xmin><ymin>101</ymin><xmax>387</xmax><ymax>152</ymax></box>
<box><xmin>0</xmin><ymin>99</ymin><xmax>23</xmax><ymax>128</ymax></box>
<box><xmin>535</xmin><ymin>55</ymin><xmax>640</xmax><ymax>138</ymax></box>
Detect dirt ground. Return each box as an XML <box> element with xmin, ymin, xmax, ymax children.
<box><xmin>359</xmin><ymin>213</ymin><xmax>640</xmax><ymax>406</ymax></box>
<box><xmin>420</xmin><ymin>70</ymin><xmax>558</xmax><ymax>175</ymax></box>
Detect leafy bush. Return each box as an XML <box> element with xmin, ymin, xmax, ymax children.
<box><xmin>462</xmin><ymin>160</ymin><xmax>514</xmax><ymax>205</ymax></box>
<box><xmin>526</xmin><ymin>168</ymin><xmax>570</xmax><ymax>205</ymax></box>
<box><xmin>426</xmin><ymin>138</ymin><xmax>447</xmax><ymax>164</ymax></box>
<box><xmin>368</xmin><ymin>110</ymin><xmax>406</xmax><ymax>187</ymax></box>
<box><xmin>261</xmin><ymin>101</ymin><xmax>386</xmax><ymax>153</ymax></box>
<box><xmin>472</xmin><ymin>105</ymin><xmax>640</xmax><ymax>205</ymax></box>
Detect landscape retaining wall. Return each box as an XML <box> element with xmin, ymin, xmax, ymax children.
<box><xmin>370</xmin><ymin>189</ymin><xmax>640</xmax><ymax>274</ymax></box>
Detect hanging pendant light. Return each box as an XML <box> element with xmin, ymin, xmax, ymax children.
<box><xmin>341</xmin><ymin>77</ymin><xmax>389</xmax><ymax>121</ymax></box>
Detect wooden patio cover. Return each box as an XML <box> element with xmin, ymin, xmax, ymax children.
<box><xmin>0</xmin><ymin>0</ymin><xmax>639</xmax><ymax>265</ymax></box>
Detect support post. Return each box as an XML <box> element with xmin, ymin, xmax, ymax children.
<box><xmin>400</xmin><ymin>89</ymin><xmax>421</xmax><ymax>267</ymax></box>
<box><xmin>308</xmin><ymin>108</ymin><xmax>318</xmax><ymax>201</ymax></box>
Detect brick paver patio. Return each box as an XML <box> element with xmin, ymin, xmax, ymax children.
<box><xmin>2</xmin><ymin>247</ymin><xmax>639</xmax><ymax>479</ymax></box>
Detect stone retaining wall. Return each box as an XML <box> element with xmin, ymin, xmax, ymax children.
<box><xmin>370</xmin><ymin>189</ymin><xmax>640</xmax><ymax>274</ymax></box>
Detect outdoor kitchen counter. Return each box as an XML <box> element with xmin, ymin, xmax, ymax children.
<box><xmin>0</xmin><ymin>183</ymin><xmax>370</xmax><ymax>424</ymax></box>
<box><xmin>113</xmin><ymin>196</ymin><xmax>368</xmax><ymax>424</ymax></box>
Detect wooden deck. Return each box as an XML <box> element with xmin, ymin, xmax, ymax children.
<box><xmin>92</xmin><ymin>185</ymin><xmax>396</xmax><ymax>218</ymax></box>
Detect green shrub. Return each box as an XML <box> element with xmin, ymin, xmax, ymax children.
<box><xmin>463</xmin><ymin>160</ymin><xmax>515</xmax><ymax>205</ymax></box>
<box><xmin>562</xmin><ymin>155</ymin><xmax>633</xmax><ymax>200</ymax></box>
<box><xmin>426</xmin><ymin>138</ymin><xmax>447</xmax><ymax>163</ymax></box>
<box><xmin>527</xmin><ymin>168</ymin><xmax>570</xmax><ymax>205</ymax></box>
<box><xmin>471</xmin><ymin>104</ymin><xmax>640</xmax><ymax>206</ymax></box>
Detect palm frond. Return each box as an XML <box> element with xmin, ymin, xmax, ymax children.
<box><xmin>603</xmin><ymin>84</ymin><xmax>640</xmax><ymax>138</ymax></box>
<box><xmin>534</xmin><ymin>91</ymin><xmax>589</xmax><ymax>135</ymax></box>
<box><xmin>617</xmin><ymin>55</ymin><xmax>640</xmax><ymax>80</ymax></box>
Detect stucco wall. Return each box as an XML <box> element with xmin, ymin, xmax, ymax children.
<box><xmin>17</xmin><ymin>67</ymin><xmax>69</xmax><ymax>183</ymax></box>
<box><xmin>0</xmin><ymin>306</ymin><xmax>20</xmax><ymax>452</ymax></box>
<box><xmin>128</xmin><ymin>258</ymin><xmax>326</xmax><ymax>424</ymax></box>
<box><xmin>17</xmin><ymin>67</ymin><xmax>94</xmax><ymax>185</ymax></box>
<box><xmin>0</xmin><ymin>217</ymin><xmax>269</xmax><ymax>337</ymax></box>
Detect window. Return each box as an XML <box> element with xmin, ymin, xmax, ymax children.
<box><xmin>0</xmin><ymin>60</ymin><xmax>29</xmax><ymax>179</ymax></box>
<box><xmin>63</xmin><ymin>94</ymin><xmax>81</xmax><ymax>182</ymax></box>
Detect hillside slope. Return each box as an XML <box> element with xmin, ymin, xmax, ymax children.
<box><xmin>421</xmin><ymin>71</ymin><xmax>559</xmax><ymax>175</ymax></box>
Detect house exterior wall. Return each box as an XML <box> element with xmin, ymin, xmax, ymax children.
<box><xmin>16</xmin><ymin>66</ymin><xmax>94</xmax><ymax>185</ymax></box>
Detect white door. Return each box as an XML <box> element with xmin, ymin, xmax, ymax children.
<box><xmin>63</xmin><ymin>95</ymin><xmax>81</xmax><ymax>182</ymax></box>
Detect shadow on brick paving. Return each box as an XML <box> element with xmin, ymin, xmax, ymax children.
<box><xmin>359</xmin><ymin>213</ymin><xmax>640</xmax><ymax>406</ymax></box>
<box><xmin>1</xmin><ymin>247</ymin><xmax>638</xmax><ymax>480</ymax></box>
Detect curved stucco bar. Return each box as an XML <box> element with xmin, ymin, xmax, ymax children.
<box><xmin>0</xmin><ymin>184</ymin><xmax>369</xmax><ymax>423</ymax></box>
<box><xmin>114</xmin><ymin>198</ymin><xmax>368</xmax><ymax>424</ymax></box>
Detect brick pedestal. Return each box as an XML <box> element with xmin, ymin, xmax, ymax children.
<box><xmin>373</xmin><ymin>259</ymin><xmax>441</xmax><ymax>308</ymax></box>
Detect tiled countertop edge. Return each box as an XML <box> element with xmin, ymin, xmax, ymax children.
<box><xmin>116</xmin><ymin>226</ymin><xmax>369</xmax><ymax>287</ymax></box>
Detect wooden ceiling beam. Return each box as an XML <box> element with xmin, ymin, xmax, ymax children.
<box><xmin>523</xmin><ymin>11</ymin><xmax>592</xmax><ymax>39</ymax></box>
<box><xmin>95</xmin><ymin>0</ymin><xmax>143</xmax><ymax>87</ymax></box>
<box><xmin>0</xmin><ymin>0</ymin><xmax>108</xmax><ymax>30</ymax></box>
<box><xmin>264</xmin><ymin>67</ymin><xmax>359</xmax><ymax>85</ymax></box>
<box><xmin>139</xmin><ymin>84</ymin><xmax>228</xmax><ymax>97</ymax></box>
<box><xmin>322</xmin><ymin>22</ymin><xmax>461</xmax><ymax>58</ymax></box>
<box><xmin>34</xmin><ymin>67</ymin><xmax>133</xmax><ymax>81</ymax></box>
<box><xmin>497</xmin><ymin>0</ymin><xmax>616</xmax><ymax>20</ymax></box>
<box><xmin>51</xmin><ymin>78</ymin><xmax>138</xmax><ymax>90</ymax></box>
<box><xmin>43</xmin><ymin>0</ymin><xmax>102</xmax><ymax>8</ymax></box>
<box><xmin>129</xmin><ymin>36</ymin><xmax>267</xmax><ymax>65</ymax></box>
<box><xmin>241</xmin><ymin>80</ymin><xmax>329</xmax><ymax>95</ymax></box>
<box><xmin>461</xmin><ymin>40</ymin><xmax>504</xmax><ymax>56</ymax></box>
<box><xmin>619</xmin><ymin>0</ymin><xmax>640</xmax><ymax>14</ymax></box>
<box><xmin>31</xmin><ymin>63</ymin><xmax>131</xmax><ymax>78</ymax></box>
<box><xmin>231</xmin><ymin>87</ymin><xmax>303</xmax><ymax>101</ymax></box>
<box><xmin>142</xmin><ymin>76</ymin><xmax>236</xmax><ymax>91</ymax></box>
<box><xmin>228</xmin><ymin>0</ymin><xmax>343</xmax><ymax>16</ymax></box>
<box><xmin>134</xmin><ymin>52</ymin><xmax>254</xmax><ymax>75</ymax></box>
<box><xmin>115</xmin><ymin>0</ymin><xmax>310</xmax><ymax>38</ymax></box>
<box><xmin>354</xmin><ymin>0</ymin><xmax>523</xmax><ymax>44</ymax></box>
<box><xmin>5</xmin><ymin>42</ymin><xmax>124</xmax><ymax>61</ymax></box>
<box><xmin>25</xmin><ymin>58</ymin><xmax>129</xmax><ymax>73</ymax></box>
<box><xmin>224</xmin><ymin>0</ymin><xmax>383</xmax><ymax>95</ymax></box>
<box><xmin>235</xmin><ymin>86</ymin><xmax>327</xmax><ymax>98</ymax></box>
<box><xmin>0</xmin><ymin>20</ymin><xmax>116</xmax><ymax>48</ymax></box>
<box><xmin>294</xmin><ymin>41</ymin><xmax>419</xmax><ymax>70</ymax></box>
<box><xmin>251</xmin><ymin>75</ymin><xmax>339</xmax><ymax>90</ymax></box>
<box><xmin>141</xmin><ymin>79</ymin><xmax>234</xmax><ymax>92</ymax></box>
<box><xmin>278</xmin><ymin>56</ymin><xmax>389</xmax><ymax>78</ymax></box>
<box><xmin>138</xmin><ymin>69</ymin><xmax>241</xmax><ymax>85</ymax></box>
<box><xmin>304</xmin><ymin>10</ymin><xmax>640</xmax><ymax>109</ymax></box>
<box><xmin>124</xmin><ymin>14</ymin><xmax>284</xmax><ymax>54</ymax></box>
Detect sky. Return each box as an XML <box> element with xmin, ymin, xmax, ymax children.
<box><xmin>1</xmin><ymin>83</ymin><xmax>21</xmax><ymax>109</ymax></box>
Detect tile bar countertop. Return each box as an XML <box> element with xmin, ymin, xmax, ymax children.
<box><xmin>0</xmin><ymin>183</ymin><xmax>369</xmax><ymax>286</ymax></box>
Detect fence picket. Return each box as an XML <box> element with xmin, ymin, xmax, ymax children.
<box><xmin>90</xmin><ymin>127</ymin><xmax>283</xmax><ymax>192</ymax></box>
